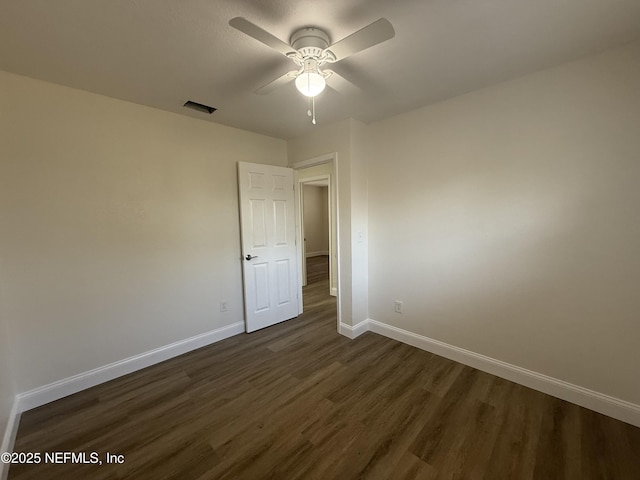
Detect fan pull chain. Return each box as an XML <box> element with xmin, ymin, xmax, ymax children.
<box><xmin>312</xmin><ymin>96</ymin><xmax>317</xmax><ymax>125</ymax></box>
<box><xmin>306</xmin><ymin>97</ymin><xmax>317</xmax><ymax>125</ymax></box>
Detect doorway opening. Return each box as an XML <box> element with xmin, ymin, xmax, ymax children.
<box><xmin>301</xmin><ymin>181</ymin><xmax>330</xmax><ymax>286</ymax></box>
<box><xmin>293</xmin><ymin>153</ymin><xmax>340</xmax><ymax>329</ymax></box>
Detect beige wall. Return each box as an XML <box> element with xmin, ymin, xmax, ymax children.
<box><xmin>349</xmin><ymin>120</ymin><xmax>370</xmax><ymax>327</ymax></box>
<box><xmin>303</xmin><ymin>185</ymin><xmax>329</xmax><ymax>256</ymax></box>
<box><xmin>367</xmin><ymin>41</ymin><xmax>640</xmax><ymax>404</ymax></box>
<box><xmin>0</xmin><ymin>70</ymin><xmax>287</xmax><ymax>393</ymax></box>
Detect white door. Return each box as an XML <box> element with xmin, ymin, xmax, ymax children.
<box><xmin>238</xmin><ymin>162</ymin><xmax>300</xmax><ymax>332</ymax></box>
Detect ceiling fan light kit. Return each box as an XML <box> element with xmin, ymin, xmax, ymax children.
<box><xmin>229</xmin><ymin>17</ymin><xmax>395</xmax><ymax>125</ymax></box>
<box><xmin>295</xmin><ymin>58</ymin><xmax>326</xmax><ymax>97</ymax></box>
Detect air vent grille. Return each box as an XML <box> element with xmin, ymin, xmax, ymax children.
<box><xmin>183</xmin><ymin>100</ymin><xmax>216</xmax><ymax>114</ymax></box>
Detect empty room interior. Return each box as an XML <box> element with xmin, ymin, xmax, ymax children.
<box><xmin>1</xmin><ymin>1</ymin><xmax>640</xmax><ymax>479</ymax></box>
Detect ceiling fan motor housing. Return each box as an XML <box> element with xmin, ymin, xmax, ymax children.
<box><xmin>290</xmin><ymin>27</ymin><xmax>330</xmax><ymax>59</ymax></box>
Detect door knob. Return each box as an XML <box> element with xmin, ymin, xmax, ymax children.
<box><xmin>245</xmin><ymin>254</ymin><xmax>258</xmax><ymax>261</ymax></box>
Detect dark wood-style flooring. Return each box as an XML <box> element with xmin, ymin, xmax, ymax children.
<box><xmin>306</xmin><ymin>255</ymin><xmax>330</xmax><ymax>286</ymax></box>
<box><xmin>9</xmin><ymin>256</ymin><xmax>640</xmax><ymax>479</ymax></box>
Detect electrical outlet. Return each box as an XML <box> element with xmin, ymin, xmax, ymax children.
<box><xmin>394</xmin><ymin>300</ymin><xmax>403</xmax><ymax>314</ymax></box>
<box><xmin>220</xmin><ymin>300</ymin><xmax>228</xmax><ymax>313</ymax></box>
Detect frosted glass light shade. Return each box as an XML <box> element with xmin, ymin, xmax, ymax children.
<box><xmin>295</xmin><ymin>71</ymin><xmax>326</xmax><ymax>97</ymax></box>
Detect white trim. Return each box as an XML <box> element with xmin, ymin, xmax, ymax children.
<box><xmin>305</xmin><ymin>250</ymin><xmax>329</xmax><ymax>258</ymax></box>
<box><xmin>294</xmin><ymin>169</ymin><xmax>307</xmax><ymax>294</ymax></box>
<box><xmin>0</xmin><ymin>398</ymin><xmax>21</xmax><ymax>480</ymax></box>
<box><xmin>333</xmin><ymin>153</ymin><xmax>342</xmax><ymax>333</ymax></box>
<box><xmin>17</xmin><ymin>322</ymin><xmax>244</xmax><ymax>412</ymax></box>
<box><xmin>357</xmin><ymin>318</ymin><xmax>640</xmax><ymax>427</ymax></box>
<box><xmin>338</xmin><ymin>320</ymin><xmax>369</xmax><ymax>339</ymax></box>
<box><xmin>330</xmin><ymin>287</ymin><xmax>337</xmax><ymax>297</ymax></box>
<box><xmin>291</xmin><ymin>153</ymin><xmax>336</xmax><ymax>170</ymax></box>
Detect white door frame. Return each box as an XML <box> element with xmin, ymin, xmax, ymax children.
<box><xmin>292</xmin><ymin>153</ymin><xmax>341</xmax><ymax>330</ymax></box>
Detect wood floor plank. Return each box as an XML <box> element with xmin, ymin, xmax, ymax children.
<box><xmin>483</xmin><ymin>384</ymin><xmax>543</xmax><ymax>480</ymax></box>
<box><xmin>391</xmin><ymin>452</ymin><xmax>438</xmax><ymax>480</ymax></box>
<box><xmin>8</xmin><ymin>257</ymin><xmax>640</xmax><ymax>479</ymax></box>
<box><xmin>533</xmin><ymin>397</ymin><xmax>583</xmax><ymax>480</ymax></box>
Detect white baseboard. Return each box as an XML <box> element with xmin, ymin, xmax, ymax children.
<box><xmin>338</xmin><ymin>320</ymin><xmax>369</xmax><ymax>340</ymax></box>
<box><xmin>17</xmin><ymin>322</ymin><xmax>245</xmax><ymax>412</ymax></box>
<box><xmin>0</xmin><ymin>398</ymin><xmax>21</xmax><ymax>480</ymax></box>
<box><xmin>305</xmin><ymin>251</ymin><xmax>329</xmax><ymax>258</ymax></box>
<box><xmin>358</xmin><ymin>318</ymin><xmax>640</xmax><ymax>428</ymax></box>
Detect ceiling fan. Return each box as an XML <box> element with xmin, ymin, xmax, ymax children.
<box><xmin>229</xmin><ymin>17</ymin><xmax>395</xmax><ymax>123</ymax></box>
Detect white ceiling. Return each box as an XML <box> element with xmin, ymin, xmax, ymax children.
<box><xmin>1</xmin><ymin>1</ymin><xmax>639</xmax><ymax>139</ymax></box>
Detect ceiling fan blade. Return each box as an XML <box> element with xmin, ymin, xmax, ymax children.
<box><xmin>325</xmin><ymin>18</ymin><xmax>395</xmax><ymax>62</ymax></box>
<box><xmin>229</xmin><ymin>17</ymin><xmax>296</xmax><ymax>56</ymax></box>
<box><xmin>324</xmin><ymin>70</ymin><xmax>362</xmax><ymax>96</ymax></box>
<box><xmin>255</xmin><ymin>70</ymin><xmax>298</xmax><ymax>95</ymax></box>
